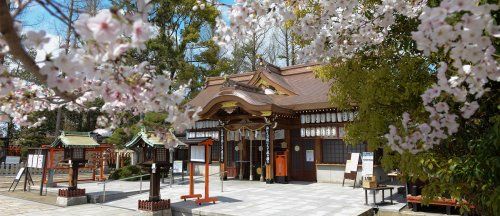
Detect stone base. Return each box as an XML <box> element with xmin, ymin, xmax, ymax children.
<box><xmin>138</xmin><ymin>209</ymin><xmax>172</xmax><ymax>216</ymax></box>
<box><xmin>56</xmin><ymin>195</ymin><xmax>87</xmax><ymax>206</ymax></box>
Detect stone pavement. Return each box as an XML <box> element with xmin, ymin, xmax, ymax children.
<box><xmin>105</xmin><ymin>176</ymin><xmax>395</xmax><ymax>216</ymax></box>
<box><xmin>0</xmin><ymin>175</ymin><xmax>407</xmax><ymax>216</ymax></box>
<box><xmin>0</xmin><ymin>194</ymin><xmax>135</xmax><ymax>216</ymax></box>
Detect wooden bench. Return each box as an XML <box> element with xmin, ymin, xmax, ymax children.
<box><xmin>407</xmin><ymin>195</ymin><xmax>474</xmax><ymax>215</ymax></box>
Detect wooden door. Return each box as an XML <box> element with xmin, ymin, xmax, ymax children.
<box><xmin>290</xmin><ymin>139</ymin><xmax>316</xmax><ymax>181</ymax></box>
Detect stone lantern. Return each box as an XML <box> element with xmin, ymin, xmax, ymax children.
<box><xmin>50</xmin><ymin>131</ymin><xmax>99</xmax><ymax>206</ymax></box>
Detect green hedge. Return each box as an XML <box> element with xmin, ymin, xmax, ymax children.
<box><xmin>109</xmin><ymin>165</ymin><xmax>147</xmax><ymax>181</ymax></box>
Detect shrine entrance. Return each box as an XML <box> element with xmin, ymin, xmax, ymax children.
<box><xmin>290</xmin><ymin>139</ymin><xmax>316</xmax><ymax>181</ymax></box>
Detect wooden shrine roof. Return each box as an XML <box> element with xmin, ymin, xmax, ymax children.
<box><xmin>125</xmin><ymin>128</ymin><xmax>187</xmax><ymax>149</ymax></box>
<box><xmin>50</xmin><ymin>131</ymin><xmax>100</xmax><ymax>148</ymax></box>
<box><xmin>188</xmin><ymin>61</ymin><xmax>333</xmax><ymax>117</ymax></box>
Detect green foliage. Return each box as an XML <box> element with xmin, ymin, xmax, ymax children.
<box><xmin>315</xmin><ymin>11</ymin><xmax>499</xmax><ymax>214</ymax></box>
<box><xmin>114</xmin><ymin>0</ymin><xmax>234</xmax><ymax>98</ymax></box>
<box><xmin>109</xmin><ymin>165</ymin><xmax>145</xmax><ymax>181</ymax></box>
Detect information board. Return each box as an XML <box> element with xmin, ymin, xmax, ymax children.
<box><xmin>190</xmin><ymin>146</ymin><xmax>205</xmax><ymax>163</ymax></box>
<box><xmin>27</xmin><ymin>154</ymin><xmax>44</xmax><ymax>168</ymax></box>
<box><xmin>5</xmin><ymin>156</ymin><xmax>20</xmax><ymax>164</ymax></box>
<box><xmin>362</xmin><ymin>152</ymin><xmax>374</xmax><ymax>177</ymax></box>
<box><xmin>306</xmin><ymin>150</ymin><xmax>314</xmax><ymax>162</ymax></box>
<box><xmin>15</xmin><ymin>168</ymin><xmax>25</xmax><ymax>180</ymax></box>
<box><xmin>173</xmin><ymin>160</ymin><xmax>183</xmax><ymax>173</ymax></box>
<box><xmin>344</xmin><ymin>153</ymin><xmax>360</xmax><ymax>173</ymax></box>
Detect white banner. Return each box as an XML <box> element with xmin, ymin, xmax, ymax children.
<box><xmin>362</xmin><ymin>152</ymin><xmax>374</xmax><ymax>177</ymax></box>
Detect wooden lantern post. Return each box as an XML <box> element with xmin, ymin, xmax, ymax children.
<box><xmin>125</xmin><ymin>128</ymin><xmax>173</xmax><ymax>213</ymax></box>
<box><xmin>50</xmin><ymin>131</ymin><xmax>99</xmax><ymax>202</ymax></box>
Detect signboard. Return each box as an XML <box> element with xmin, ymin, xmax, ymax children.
<box><xmin>306</xmin><ymin>150</ymin><xmax>314</xmax><ymax>162</ymax></box>
<box><xmin>5</xmin><ymin>156</ymin><xmax>20</xmax><ymax>164</ymax></box>
<box><xmin>361</xmin><ymin>152</ymin><xmax>374</xmax><ymax>177</ymax></box>
<box><xmin>173</xmin><ymin>160</ymin><xmax>183</xmax><ymax>173</ymax></box>
<box><xmin>15</xmin><ymin>168</ymin><xmax>25</xmax><ymax>180</ymax></box>
<box><xmin>190</xmin><ymin>145</ymin><xmax>205</xmax><ymax>163</ymax></box>
<box><xmin>27</xmin><ymin>154</ymin><xmax>44</xmax><ymax>168</ymax></box>
<box><xmin>345</xmin><ymin>153</ymin><xmax>360</xmax><ymax>173</ymax></box>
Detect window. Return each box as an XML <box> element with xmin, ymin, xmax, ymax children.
<box><xmin>73</xmin><ymin>148</ymin><xmax>84</xmax><ymax>160</ymax></box>
<box><xmin>322</xmin><ymin>140</ymin><xmax>367</xmax><ymax>164</ymax></box>
<box><xmin>156</xmin><ymin>148</ymin><xmax>167</xmax><ymax>162</ymax></box>
<box><xmin>211</xmin><ymin>141</ymin><xmax>221</xmax><ymax>161</ymax></box>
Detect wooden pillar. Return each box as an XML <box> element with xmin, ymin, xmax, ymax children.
<box><xmin>149</xmin><ymin>170</ymin><xmax>161</xmax><ymax>202</ymax></box>
<box><xmin>314</xmin><ymin>138</ymin><xmax>322</xmax><ymax>182</ymax></box>
<box><xmin>285</xmin><ymin>129</ymin><xmax>291</xmax><ymax>181</ymax></box>
<box><xmin>239</xmin><ymin>130</ymin><xmax>245</xmax><ymax>180</ymax></box>
<box><xmin>68</xmin><ymin>161</ymin><xmax>78</xmax><ymax>190</ymax></box>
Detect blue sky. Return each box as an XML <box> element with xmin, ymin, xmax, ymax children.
<box><xmin>20</xmin><ymin>0</ymin><xmax>234</xmax><ymax>62</ymax></box>
<box><xmin>22</xmin><ymin>0</ymin><xmax>234</xmax><ymax>36</ymax></box>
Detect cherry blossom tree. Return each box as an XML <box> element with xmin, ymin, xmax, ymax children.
<box><xmin>210</xmin><ymin>0</ymin><xmax>499</xmax><ymax>154</ymax></box>
<box><xmin>0</xmin><ymin>0</ymin><xmax>200</xmax><ymax>146</ymax></box>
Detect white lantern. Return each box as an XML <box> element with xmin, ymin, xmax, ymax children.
<box><xmin>321</xmin><ymin>127</ymin><xmax>326</xmax><ymax>136</ymax></box>
<box><xmin>331</xmin><ymin>113</ymin><xmax>337</xmax><ymax>122</ymax></box>
<box><xmin>331</xmin><ymin>127</ymin><xmax>337</xmax><ymax>137</ymax></box>
<box><xmin>339</xmin><ymin>127</ymin><xmax>345</xmax><ymax>138</ymax></box>
<box><xmin>301</xmin><ymin>115</ymin><xmax>305</xmax><ymax>124</ymax></box>
<box><xmin>311</xmin><ymin>128</ymin><xmax>316</xmax><ymax>136</ymax></box>
<box><xmin>337</xmin><ymin>112</ymin><xmax>343</xmax><ymax>122</ymax></box>
<box><xmin>342</xmin><ymin>111</ymin><xmax>348</xmax><ymax>121</ymax></box>
<box><xmin>305</xmin><ymin>128</ymin><xmax>310</xmax><ymax>137</ymax></box>
<box><xmin>300</xmin><ymin>128</ymin><xmax>305</xmax><ymax>137</ymax></box>
<box><xmin>326</xmin><ymin>113</ymin><xmax>331</xmax><ymax>122</ymax></box>
<box><xmin>316</xmin><ymin>127</ymin><xmax>321</xmax><ymax>136</ymax></box>
<box><xmin>326</xmin><ymin>126</ymin><xmax>331</xmax><ymax>136</ymax></box>
<box><xmin>316</xmin><ymin>114</ymin><xmax>321</xmax><ymax>123</ymax></box>
<box><xmin>320</xmin><ymin>113</ymin><xmax>326</xmax><ymax>123</ymax></box>
<box><xmin>305</xmin><ymin>114</ymin><xmax>310</xmax><ymax>123</ymax></box>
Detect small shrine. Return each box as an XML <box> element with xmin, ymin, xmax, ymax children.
<box><xmin>125</xmin><ymin>128</ymin><xmax>185</xmax><ymax>215</ymax></box>
<box><xmin>50</xmin><ymin>131</ymin><xmax>99</xmax><ymax>206</ymax></box>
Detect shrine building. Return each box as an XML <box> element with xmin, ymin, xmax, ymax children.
<box><xmin>184</xmin><ymin>61</ymin><xmax>384</xmax><ymax>183</ymax></box>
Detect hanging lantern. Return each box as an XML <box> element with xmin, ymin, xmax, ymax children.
<box><xmin>301</xmin><ymin>115</ymin><xmax>306</xmax><ymax>124</ymax></box>
<box><xmin>326</xmin><ymin>113</ymin><xmax>331</xmax><ymax>122</ymax></box>
<box><xmin>337</xmin><ymin>112</ymin><xmax>343</xmax><ymax>122</ymax></box>
<box><xmin>300</xmin><ymin>128</ymin><xmax>305</xmax><ymax>137</ymax></box>
<box><xmin>305</xmin><ymin>128</ymin><xmax>310</xmax><ymax>137</ymax></box>
<box><xmin>321</xmin><ymin>113</ymin><xmax>326</xmax><ymax>123</ymax></box>
<box><xmin>305</xmin><ymin>114</ymin><xmax>311</xmax><ymax>123</ymax></box>
<box><xmin>342</xmin><ymin>111</ymin><xmax>348</xmax><ymax>122</ymax></box>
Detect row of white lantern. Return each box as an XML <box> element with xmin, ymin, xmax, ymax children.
<box><xmin>227</xmin><ymin>130</ymin><xmax>266</xmax><ymax>141</ymax></box>
<box><xmin>300</xmin><ymin>126</ymin><xmax>345</xmax><ymax>138</ymax></box>
<box><xmin>300</xmin><ymin>111</ymin><xmax>358</xmax><ymax>124</ymax></box>
<box><xmin>187</xmin><ymin>131</ymin><xmax>219</xmax><ymax>140</ymax></box>
<box><xmin>191</xmin><ymin>120</ymin><xmax>219</xmax><ymax>129</ymax></box>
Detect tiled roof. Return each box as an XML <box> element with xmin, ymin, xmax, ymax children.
<box><xmin>188</xmin><ymin>62</ymin><xmax>334</xmax><ymax>116</ymax></box>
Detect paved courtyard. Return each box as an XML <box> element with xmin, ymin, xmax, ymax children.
<box><xmin>0</xmin><ymin>175</ymin><xmax>407</xmax><ymax>216</ymax></box>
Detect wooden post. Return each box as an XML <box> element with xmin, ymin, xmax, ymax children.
<box><xmin>180</xmin><ymin>162</ymin><xmax>202</xmax><ymax>201</ymax></box>
<box><xmin>195</xmin><ymin>139</ymin><xmax>218</xmax><ymax>205</ymax></box>
<box><xmin>149</xmin><ymin>170</ymin><xmax>161</xmax><ymax>202</ymax></box>
<box><xmin>68</xmin><ymin>161</ymin><xmax>78</xmax><ymax>190</ymax></box>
